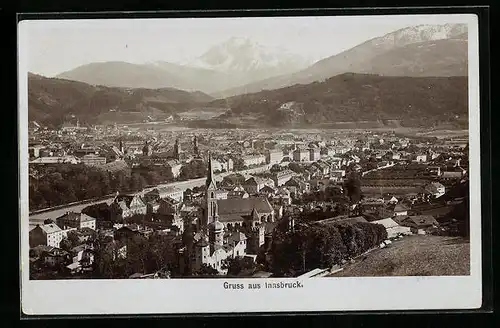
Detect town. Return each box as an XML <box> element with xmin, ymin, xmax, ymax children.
<box><xmin>28</xmin><ymin>121</ymin><xmax>470</xmax><ymax>279</ymax></box>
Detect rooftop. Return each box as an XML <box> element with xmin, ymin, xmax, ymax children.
<box><xmin>39</xmin><ymin>223</ymin><xmax>62</xmax><ymax>234</ymax></box>
<box><xmin>217</xmin><ymin>197</ymin><xmax>273</xmax><ymax>217</ymax></box>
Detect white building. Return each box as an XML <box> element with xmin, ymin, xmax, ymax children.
<box><xmin>243</xmin><ymin>176</ymin><xmax>273</xmax><ymax>194</ymax></box>
<box><xmin>29</xmin><ymin>156</ymin><xmax>80</xmax><ymax>165</ymax></box>
<box><xmin>371</xmin><ymin>218</ymin><xmax>411</xmax><ymax>238</ymax></box>
<box><xmin>424</xmin><ymin>182</ymin><xmax>446</xmax><ymax>198</ymax></box>
<box><xmin>29</xmin><ymin>223</ymin><xmax>77</xmax><ymax>248</ymax></box>
<box><xmin>293</xmin><ymin>149</ymin><xmax>310</xmax><ymax>162</ymax></box>
<box><xmin>146</xmin><ymin>186</ymin><xmax>184</xmax><ymax>203</ymax></box>
<box><xmin>212</xmin><ymin>158</ymin><xmax>234</xmax><ymax>172</ymax></box>
<box><xmin>166</xmin><ymin>160</ymin><xmax>183</xmax><ymax>178</ymax></box>
<box><xmin>265</xmin><ymin>150</ymin><xmax>283</xmax><ymax>165</ymax></box>
<box><xmin>242</xmin><ymin>155</ymin><xmax>266</xmax><ymax>167</ymax></box>
<box><xmin>330</xmin><ymin>170</ymin><xmax>346</xmax><ymax>180</ymax></box>
<box><xmin>309</xmin><ymin>148</ymin><xmax>321</xmax><ymax>162</ymax></box>
<box><xmin>415</xmin><ymin>154</ymin><xmax>428</xmax><ymax>163</ymax></box>
<box><xmin>81</xmin><ymin>154</ymin><xmax>107</xmax><ymax>166</ymax></box>
<box><xmin>55</xmin><ymin>212</ymin><xmax>97</xmax><ymax>230</ymax></box>
<box><xmin>272</xmin><ymin>169</ymin><xmax>295</xmax><ymax>187</ymax></box>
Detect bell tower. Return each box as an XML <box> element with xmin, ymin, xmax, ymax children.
<box><xmin>205</xmin><ymin>152</ymin><xmax>218</xmax><ymax>226</ymax></box>
<box><xmin>173</xmin><ymin>138</ymin><xmax>181</xmax><ymax>160</ymax></box>
<box><xmin>193</xmin><ymin>136</ymin><xmax>199</xmax><ymax>157</ymax></box>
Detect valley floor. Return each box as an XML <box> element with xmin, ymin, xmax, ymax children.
<box><xmin>330</xmin><ymin>235</ymin><xmax>470</xmax><ymax>277</ymax></box>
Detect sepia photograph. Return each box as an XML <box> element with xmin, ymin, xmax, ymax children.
<box><xmin>19</xmin><ymin>12</ymin><xmax>483</xmax><ymax>315</ymax></box>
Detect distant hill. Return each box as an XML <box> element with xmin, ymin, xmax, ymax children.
<box><xmin>28</xmin><ymin>73</ymin><xmax>214</xmax><ymax>127</ymax></box>
<box><xmin>57</xmin><ymin>61</ymin><xmax>254</xmax><ymax>93</ymax></box>
<box><xmin>55</xmin><ymin>37</ymin><xmax>311</xmax><ymax>94</ymax></box>
<box><xmin>205</xmin><ymin>73</ymin><xmax>468</xmax><ymax>129</ymax></box>
<box><xmin>213</xmin><ymin>24</ymin><xmax>468</xmax><ymax>98</ymax></box>
<box><xmin>56</xmin><ymin>61</ymin><xmax>192</xmax><ymax>90</ymax></box>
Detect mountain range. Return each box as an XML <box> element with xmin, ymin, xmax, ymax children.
<box><xmin>203</xmin><ymin>73</ymin><xmax>468</xmax><ymax>129</ymax></box>
<box><xmin>28</xmin><ymin>72</ymin><xmax>468</xmax><ymax>129</ymax></box>
<box><xmin>29</xmin><ymin>23</ymin><xmax>469</xmax><ymax>129</ymax></box>
<box><xmin>56</xmin><ymin>37</ymin><xmax>312</xmax><ymax>94</ymax></box>
<box><xmin>28</xmin><ymin>73</ymin><xmax>213</xmax><ymax>127</ymax></box>
<box><xmin>55</xmin><ymin>23</ymin><xmax>468</xmax><ymax>97</ymax></box>
<box><xmin>213</xmin><ymin>24</ymin><xmax>468</xmax><ymax>97</ymax></box>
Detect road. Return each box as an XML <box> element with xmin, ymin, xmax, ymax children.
<box><xmin>28</xmin><ymin>164</ymin><xmax>271</xmax><ymax>228</ymax></box>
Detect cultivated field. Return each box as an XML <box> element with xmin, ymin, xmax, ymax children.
<box><xmin>332</xmin><ymin>235</ymin><xmax>470</xmax><ymax>277</ymax></box>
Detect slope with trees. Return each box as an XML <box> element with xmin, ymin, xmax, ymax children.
<box><xmin>28</xmin><ymin>73</ymin><xmax>213</xmax><ymax>127</ymax></box>
<box><xmin>208</xmin><ymin>73</ymin><xmax>468</xmax><ymax>129</ymax></box>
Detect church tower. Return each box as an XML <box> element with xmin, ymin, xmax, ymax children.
<box><xmin>205</xmin><ymin>152</ymin><xmax>218</xmax><ymax>226</ymax></box>
<box><xmin>142</xmin><ymin>140</ymin><xmax>152</xmax><ymax>156</ymax></box>
<box><xmin>174</xmin><ymin>138</ymin><xmax>181</xmax><ymax>160</ymax></box>
<box><xmin>193</xmin><ymin>136</ymin><xmax>199</xmax><ymax>157</ymax></box>
<box><xmin>119</xmin><ymin>139</ymin><xmax>124</xmax><ymax>154</ymax></box>
<box><xmin>208</xmin><ymin>219</ymin><xmax>224</xmax><ymax>254</ymax></box>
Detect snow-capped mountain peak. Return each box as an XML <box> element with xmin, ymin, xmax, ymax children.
<box><xmin>374</xmin><ymin>23</ymin><xmax>468</xmax><ymax>47</ymax></box>
<box><xmin>181</xmin><ymin>37</ymin><xmax>311</xmax><ymax>76</ymax></box>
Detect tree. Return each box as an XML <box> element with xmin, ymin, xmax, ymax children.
<box><xmin>59</xmin><ymin>237</ymin><xmax>73</xmax><ymax>251</ymax></box>
<box><xmin>344</xmin><ymin>171</ymin><xmax>362</xmax><ymax>203</ymax></box>
<box><xmin>82</xmin><ymin>202</ymin><xmax>111</xmax><ymax>221</ymax></box>
<box><xmin>124</xmin><ymin>234</ymin><xmax>150</xmax><ymax>275</ymax></box>
<box><xmin>268</xmin><ymin>220</ymin><xmax>385</xmax><ymax>277</ymax></box>
<box><xmin>149</xmin><ymin>233</ymin><xmax>177</xmax><ymax>274</ymax></box>
<box><xmin>59</xmin><ymin>230</ymin><xmax>80</xmax><ymax>251</ymax></box>
<box><xmin>91</xmin><ymin>234</ymin><xmax>126</xmax><ymax>278</ymax></box>
<box><xmin>288</xmin><ymin>162</ymin><xmax>305</xmax><ymax>174</ymax></box>
<box><xmin>196</xmin><ymin>264</ymin><xmax>218</xmax><ymax>276</ymax></box>
<box><xmin>232</xmin><ymin>158</ymin><xmax>245</xmax><ymax>171</ymax></box>
<box><xmin>67</xmin><ymin>230</ymin><xmax>80</xmax><ymax>246</ymax></box>
<box><xmin>224</xmin><ymin>257</ymin><xmax>256</xmax><ymax>276</ymax></box>
<box><xmin>180</xmin><ymin>160</ymin><xmax>207</xmax><ymax>180</ymax></box>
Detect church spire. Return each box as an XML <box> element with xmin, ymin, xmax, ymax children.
<box><xmin>206</xmin><ymin>151</ymin><xmax>216</xmax><ymax>189</ymax></box>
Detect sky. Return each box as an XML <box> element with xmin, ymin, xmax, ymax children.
<box><xmin>20</xmin><ymin>14</ymin><xmax>473</xmax><ymax>77</ymax></box>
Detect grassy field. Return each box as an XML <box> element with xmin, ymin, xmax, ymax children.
<box><xmin>332</xmin><ymin>235</ymin><xmax>470</xmax><ymax>277</ymax></box>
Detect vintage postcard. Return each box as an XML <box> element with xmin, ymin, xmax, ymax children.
<box><xmin>19</xmin><ymin>13</ymin><xmax>482</xmax><ymax>315</ymax></box>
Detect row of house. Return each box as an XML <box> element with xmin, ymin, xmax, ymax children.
<box><xmin>30</xmin><ymin>212</ymin><xmax>97</xmax><ymax>248</ymax></box>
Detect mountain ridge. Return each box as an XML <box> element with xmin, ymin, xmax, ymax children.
<box><xmin>205</xmin><ymin>73</ymin><xmax>468</xmax><ymax>129</ymax></box>
<box><xmin>28</xmin><ymin>73</ymin><xmax>214</xmax><ymax>127</ymax></box>
<box><xmin>212</xmin><ymin>23</ymin><xmax>468</xmax><ymax>98</ymax></box>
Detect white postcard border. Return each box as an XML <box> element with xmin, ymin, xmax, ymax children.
<box><xmin>19</xmin><ymin>13</ymin><xmax>482</xmax><ymax>315</ymax></box>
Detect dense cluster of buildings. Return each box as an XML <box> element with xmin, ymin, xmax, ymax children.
<box><xmin>28</xmin><ymin>123</ymin><xmax>469</xmax><ymax>278</ymax></box>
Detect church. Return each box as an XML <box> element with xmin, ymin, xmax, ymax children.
<box><xmin>191</xmin><ymin>153</ymin><xmax>274</xmax><ymax>274</ymax></box>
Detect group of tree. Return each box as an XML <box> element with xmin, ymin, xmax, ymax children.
<box><xmin>343</xmin><ymin>171</ymin><xmax>363</xmax><ymax>203</ymax></box>
<box><xmin>91</xmin><ymin>232</ymin><xmax>179</xmax><ymax>279</ymax></box>
<box><xmin>232</xmin><ymin>157</ymin><xmax>246</xmax><ymax>171</ymax></box>
<box><xmin>59</xmin><ymin>230</ymin><xmax>83</xmax><ymax>252</ymax></box>
<box><xmin>288</xmin><ymin>162</ymin><xmax>306</xmax><ymax>174</ymax></box>
<box><xmin>179</xmin><ymin>160</ymin><xmax>207</xmax><ymax>180</ymax></box>
<box><xmin>131</xmin><ymin>164</ymin><xmax>174</xmax><ymax>186</ymax></box>
<box><xmin>268</xmin><ymin>219</ymin><xmax>387</xmax><ymax>276</ymax></box>
<box><xmin>441</xmin><ymin>180</ymin><xmax>470</xmax><ymax>238</ymax></box>
<box><xmin>29</xmin><ymin>163</ymin><xmax>175</xmax><ymax>211</ymax></box>
<box><xmin>360</xmin><ymin>156</ymin><xmax>379</xmax><ymax>171</ymax></box>
<box><xmin>299</xmin><ymin>185</ymin><xmax>348</xmax><ymax>204</ymax></box>
<box><xmin>82</xmin><ymin>202</ymin><xmax>112</xmax><ymax>222</ymax></box>
<box><xmin>223</xmin><ymin>256</ymin><xmax>260</xmax><ymax>276</ymax></box>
